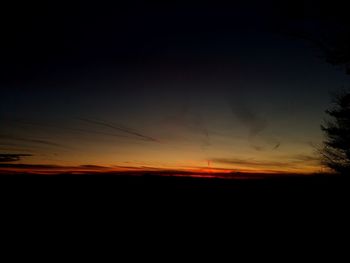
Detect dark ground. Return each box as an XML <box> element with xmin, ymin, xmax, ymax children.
<box><xmin>0</xmin><ymin>173</ymin><xmax>346</xmax><ymax>260</ymax></box>
<box><xmin>1</xmin><ymin>173</ymin><xmax>348</xmax><ymax>233</ymax></box>
<box><xmin>1</xmin><ymin>172</ymin><xmax>348</xmax><ymax>201</ymax></box>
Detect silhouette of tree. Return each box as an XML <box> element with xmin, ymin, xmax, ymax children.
<box><xmin>277</xmin><ymin>1</ymin><xmax>350</xmax><ymax>174</ymax></box>
<box><xmin>276</xmin><ymin>1</ymin><xmax>350</xmax><ymax>74</ymax></box>
<box><xmin>321</xmin><ymin>92</ymin><xmax>350</xmax><ymax>174</ymax></box>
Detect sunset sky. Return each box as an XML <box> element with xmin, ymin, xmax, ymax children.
<box><xmin>1</xmin><ymin>1</ymin><xmax>347</xmax><ymax>175</ymax></box>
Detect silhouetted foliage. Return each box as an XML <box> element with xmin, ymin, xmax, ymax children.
<box><xmin>321</xmin><ymin>92</ymin><xmax>350</xmax><ymax>174</ymax></box>
<box><xmin>277</xmin><ymin>1</ymin><xmax>350</xmax><ymax>74</ymax></box>
<box><xmin>279</xmin><ymin>1</ymin><xmax>350</xmax><ymax>174</ymax></box>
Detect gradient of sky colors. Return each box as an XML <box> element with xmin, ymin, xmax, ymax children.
<box><xmin>1</xmin><ymin>1</ymin><xmax>348</xmax><ymax>175</ymax></box>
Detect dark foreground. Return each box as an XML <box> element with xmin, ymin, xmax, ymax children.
<box><xmin>1</xmin><ymin>172</ymin><xmax>348</xmax><ymax>199</ymax></box>
<box><xmin>1</xmin><ymin>173</ymin><xmax>349</xmax><ymax>225</ymax></box>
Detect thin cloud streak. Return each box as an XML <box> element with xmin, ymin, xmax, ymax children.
<box><xmin>0</xmin><ymin>153</ymin><xmax>32</xmax><ymax>162</ymax></box>
<box><xmin>4</xmin><ymin>118</ymin><xmax>130</xmax><ymax>139</ymax></box>
<box><xmin>211</xmin><ymin>155</ymin><xmax>320</xmax><ymax>169</ymax></box>
<box><xmin>78</xmin><ymin>118</ymin><xmax>160</xmax><ymax>143</ymax></box>
<box><xmin>273</xmin><ymin>142</ymin><xmax>281</xmax><ymax>150</ymax></box>
<box><xmin>0</xmin><ymin>160</ymin><xmax>317</xmax><ymax>177</ymax></box>
<box><xmin>0</xmin><ymin>134</ymin><xmax>69</xmax><ymax>149</ymax></box>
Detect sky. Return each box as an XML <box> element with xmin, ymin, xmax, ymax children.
<box><xmin>1</xmin><ymin>1</ymin><xmax>348</xmax><ymax>175</ymax></box>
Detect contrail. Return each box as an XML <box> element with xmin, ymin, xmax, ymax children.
<box><xmin>6</xmin><ymin>118</ymin><xmax>129</xmax><ymax>139</ymax></box>
<box><xmin>78</xmin><ymin>118</ymin><xmax>160</xmax><ymax>143</ymax></box>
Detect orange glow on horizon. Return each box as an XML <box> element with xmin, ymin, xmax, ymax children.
<box><xmin>0</xmin><ymin>162</ymin><xmax>321</xmax><ymax>177</ymax></box>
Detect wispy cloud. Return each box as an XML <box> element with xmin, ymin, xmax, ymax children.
<box><xmin>272</xmin><ymin>142</ymin><xmax>281</xmax><ymax>150</ymax></box>
<box><xmin>250</xmin><ymin>141</ymin><xmax>281</xmax><ymax>152</ymax></box>
<box><xmin>78</xmin><ymin>118</ymin><xmax>160</xmax><ymax>142</ymax></box>
<box><xmin>212</xmin><ymin>158</ymin><xmax>289</xmax><ymax>168</ymax></box>
<box><xmin>79</xmin><ymin>165</ymin><xmax>109</xmax><ymax>169</ymax></box>
<box><xmin>289</xmin><ymin>154</ymin><xmax>319</xmax><ymax>162</ymax></box>
<box><xmin>0</xmin><ymin>163</ymin><xmax>170</xmax><ymax>175</ymax></box>
<box><xmin>0</xmin><ymin>134</ymin><xmax>68</xmax><ymax>149</ymax></box>
<box><xmin>0</xmin><ymin>142</ymin><xmax>36</xmax><ymax>151</ymax></box>
<box><xmin>0</xmin><ymin>163</ymin><xmax>58</xmax><ymax>169</ymax></box>
<box><xmin>0</xmin><ymin>163</ymin><xmax>111</xmax><ymax>169</ymax></box>
<box><xmin>211</xmin><ymin>154</ymin><xmax>319</xmax><ymax>170</ymax></box>
<box><xmin>0</xmin><ymin>153</ymin><xmax>32</xmax><ymax>162</ymax></box>
<box><xmin>4</xmin><ymin>118</ymin><xmax>129</xmax><ymax>139</ymax></box>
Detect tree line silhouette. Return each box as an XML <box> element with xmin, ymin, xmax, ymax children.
<box><xmin>283</xmin><ymin>1</ymin><xmax>350</xmax><ymax>174</ymax></box>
